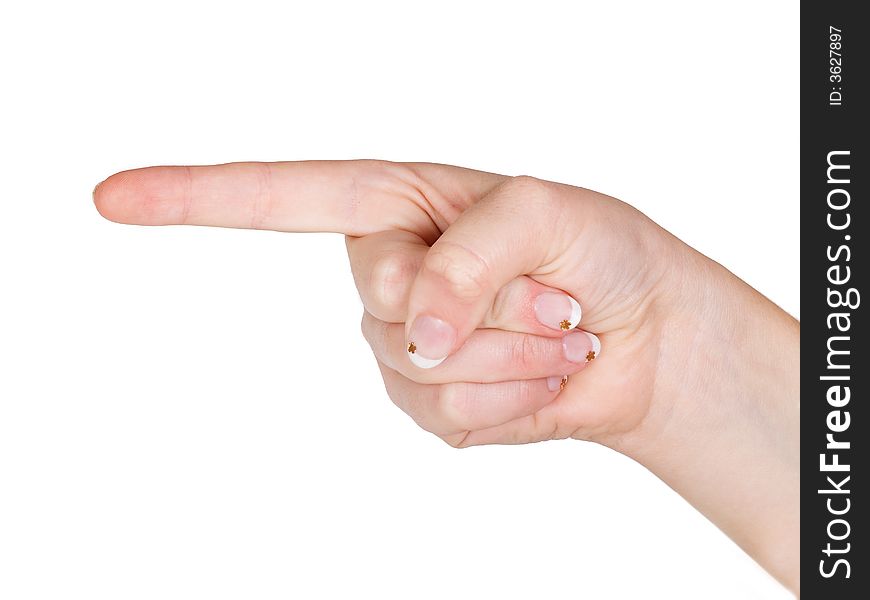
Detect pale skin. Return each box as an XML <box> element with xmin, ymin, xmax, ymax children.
<box><xmin>94</xmin><ymin>160</ymin><xmax>800</xmax><ymax>595</ymax></box>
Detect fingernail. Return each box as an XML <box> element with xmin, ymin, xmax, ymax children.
<box><xmin>534</xmin><ymin>292</ymin><xmax>582</xmax><ymax>331</ymax></box>
<box><xmin>547</xmin><ymin>375</ymin><xmax>569</xmax><ymax>392</ymax></box>
<box><xmin>407</xmin><ymin>315</ymin><xmax>456</xmax><ymax>369</ymax></box>
<box><xmin>563</xmin><ymin>331</ymin><xmax>602</xmax><ymax>363</ymax></box>
<box><xmin>585</xmin><ymin>332</ymin><xmax>602</xmax><ymax>362</ymax></box>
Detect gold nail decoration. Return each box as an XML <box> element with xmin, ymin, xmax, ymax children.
<box><xmin>407</xmin><ymin>342</ymin><xmax>417</xmax><ymax>354</ymax></box>
<box><xmin>559</xmin><ymin>319</ymin><xmax>571</xmax><ymax>330</ymax></box>
<box><xmin>560</xmin><ymin>375</ymin><xmax>568</xmax><ymax>390</ymax></box>
<box><xmin>585</xmin><ymin>350</ymin><xmax>596</xmax><ymax>362</ymax></box>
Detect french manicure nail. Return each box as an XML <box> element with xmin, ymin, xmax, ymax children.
<box><xmin>547</xmin><ymin>375</ymin><xmax>569</xmax><ymax>392</ymax></box>
<box><xmin>547</xmin><ymin>376</ymin><xmax>562</xmax><ymax>392</ymax></box>
<box><xmin>534</xmin><ymin>292</ymin><xmax>582</xmax><ymax>331</ymax></box>
<box><xmin>407</xmin><ymin>315</ymin><xmax>456</xmax><ymax>369</ymax></box>
<box><xmin>563</xmin><ymin>330</ymin><xmax>601</xmax><ymax>363</ymax></box>
<box><xmin>585</xmin><ymin>332</ymin><xmax>601</xmax><ymax>362</ymax></box>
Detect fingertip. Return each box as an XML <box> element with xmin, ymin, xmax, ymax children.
<box><xmin>406</xmin><ymin>316</ymin><xmax>455</xmax><ymax>368</ymax></box>
<box><xmin>92</xmin><ymin>176</ymin><xmax>115</xmax><ymax>221</ymax></box>
<box><xmin>562</xmin><ymin>330</ymin><xmax>599</xmax><ymax>364</ymax></box>
<box><xmin>566</xmin><ymin>295</ymin><xmax>582</xmax><ymax>329</ymax></box>
<box><xmin>92</xmin><ymin>167</ymin><xmax>188</xmax><ymax>225</ymax></box>
<box><xmin>407</xmin><ymin>351</ymin><xmax>447</xmax><ymax>369</ymax></box>
<box><xmin>533</xmin><ymin>290</ymin><xmax>582</xmax><ymax>332</ymax></box>
<box><xmin>547</xmin><ymin>375</ymin><xmax>566</xmax><ymax>392</ymax></box>
<box><xmin>585</xmin><ymin>332</ymin><xmax>602</xmax><ymax>361</ymax></box>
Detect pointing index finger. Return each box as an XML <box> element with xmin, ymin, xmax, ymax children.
<box><xmin>93</xmin><ymin>160</ymin><xmax>506</xmax><ymax>239</ymax></box>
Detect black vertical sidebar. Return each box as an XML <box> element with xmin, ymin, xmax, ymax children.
<box><xmin>801</xmin><ymin>1</ymin><xmax>867</xmax><ymax>598</ymax></box>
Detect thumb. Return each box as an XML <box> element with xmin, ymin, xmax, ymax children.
<box><xmin>404</xmin><ymin>176</ymin><xmax>580</xmax><ymax>368</ymax></box>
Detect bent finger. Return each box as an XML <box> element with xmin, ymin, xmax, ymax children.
<box><xmin>403</xmin><ymin>176</ymin><xmax>591</xmax><ymax>366</ymax></box>
<box><xmin>345</xmin><ymin>230</ymin><xmax>429</xmax><ymax>323</ymax></box>
<box><xmin>363</xmin><ymin>312</ymin><xmax>600</xmax><ymax>383</ymax></box>
<box><xmin>376</xmin><ymin>361</ymin><xmax>565</xmax><ymax>436</ymax></box>
<box><xmin>348</xmin><ymin>233</ymin><xmax>583</xmax><ymax>333</ymax></box>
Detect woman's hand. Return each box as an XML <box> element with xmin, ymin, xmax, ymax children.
<box><xmin>93</xmin><ymin>161</ymin><xmax>666</xmax><ymax>447</ymax></box>
<box><xmin>94</xmin><ymin>160</ymin><xmax>799</xmax><ymax>594</ymax></box>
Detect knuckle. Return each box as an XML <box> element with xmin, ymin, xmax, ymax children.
<box><xmin>487</xmin><ymin>282</ymin><xmax>513</xmax><ymax>326</ymax></box>
<box><xmin>439</xmin><ymin>431</ymin><xmax>471</xmax><ymax>449</ymax></box>
<box><xmin>437</xmin><ymin>383</ymin><xmax>474</xmax><ymax>433</ymax></box>
<box><xmin>359</xmin><ymin>311</ymin><xmax>372</xmax><ymax>339</ymax></box>
<box><xmin>511</xmin><ymin>334</ymin><xmax>544</xmax><ymax>372</ymax></box>
<box><xmin>248</xmin><ymin>162</ymin><xmax>274</xmax><ymax>229</ymax></box>
<box><xmin>358</xmin><ymin>311</ymin><xmax>385</xmax><ymax>353</ymax></box>
<box><xmin>423</xmin><ymin>242</ymin><xmax>491</xmax><ymax>301</ymax></box>
<box><xmin>507</xmin><ymin>174</ymin><xmax>549</xmax><ymax>194</ymax></box>
<box><xmin>370</xmin><ymin>253</ymin><xmax>414</xmax><ymax>313</ymax></box>
<box><xmin>516</xmin><ymin>379</ymin><xmax>536</xmax><ymax>406</ymax></box>
<box><xmin>384</xmin><ymin>384</ymin><xmax>412</xmax><ymax>418</ymax></box>
<box><xmin>502</xmin><ymin>175</ymin><xmax>553</xmax><ymax>204</ymax></box>
<box><xmin>501</xmin><ymin>175</ymin><xmax>563</xmax><ymax>218</ymax></box>
<box><xmin>485</xmin><ymin>277</ymin><xmax>525</xmax><ymax>327</ymax></box>
<box><xmin>343</xmin><ymin>160</ymin><xmax>407</xmax><ymax>229</ymax></box>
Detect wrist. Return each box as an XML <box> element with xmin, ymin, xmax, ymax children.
<box><xmin>598</xmin><ymin>247</ymin><xmax>800</xmax><ymax>591</ymax></box>
<box><xmin>601</xmin><ymin>245</ymin><xmax>797</xmax><ymax>452</ymax></box>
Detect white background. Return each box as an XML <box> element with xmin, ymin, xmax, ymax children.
<box><xmin>0</xmin><ymin>1</ymin><xmax>798</xmax><ymax>598</ymax></box>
